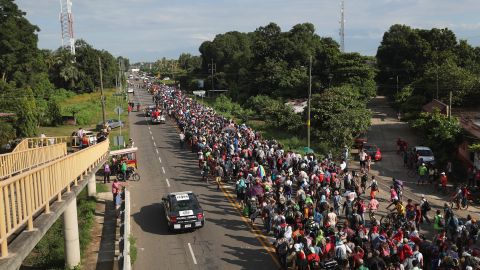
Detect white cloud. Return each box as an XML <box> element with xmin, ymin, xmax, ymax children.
<box><xmin>16</xmin><ymin>0</ymin><xmax>480</xmax><ymax>61</ymax></box>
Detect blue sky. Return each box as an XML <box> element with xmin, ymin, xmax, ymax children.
<box><xmin>17</xmin><ymin>0</ymin><xmax>480</xmax><ymax>62</ymax></box>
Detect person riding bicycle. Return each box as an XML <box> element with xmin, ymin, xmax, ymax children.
<box><xmin>392</xmin><ymin>201</ymin><xmax>406</xmax><ymax>219</ymax></box>
<box><xmin>393</xmin><ymin>178</ymin><xmax>404</xmax><ymax>201</ymax></box>
<box><xmin>368</xmin><ymin>196</ymin><xmax>379</xmax><ymax>221</ymax></box>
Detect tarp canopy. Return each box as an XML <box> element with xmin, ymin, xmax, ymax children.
<box><xmin>110</xmin><ymin>147</ymin><xmax>138</xmax><ymax>156</ymax></box>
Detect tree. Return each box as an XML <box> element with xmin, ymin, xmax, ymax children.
<box><xmin>309</xmin><ymin>86</ymin><xmax>371</xmax><ymax>149</ymax></box>
<box><xmin>411</xmin><ymin>109</ymin><xmax>462</xmax><ymax>164</ymax></box>
<box><xmin>0</xmin><ymin>0</ymin><xmax>42</xmax><ymax>83</ymax></box>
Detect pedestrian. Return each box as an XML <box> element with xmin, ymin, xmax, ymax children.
<box><xmin>120</xmin><ymin>159</ymin><xmax>127</xmax><ymax>181</ymax></box>
<box><xmin>433</xmin><ymin>209</ymin><xmax>444</xmax><ymax>233</ymax></box>
<box><xmin>112</xmin><ymin>178</ymin><xmax>121</xmax><ymax>203</ymax></box>
<box><xmin>359</xmin><ymin>149</ymin><xmax>367</xmax><ymax>170</ymax></box>
<box><xmin>420</xmin><ymin>194</ymin><xmax>431</xmax><ymax>224</ymax></box>
<box><xmin>128</xmin><ymin>105</ymin><xmax>132</xmax><ymax>115</ymax></box>
<box><xmin>103</xmin><ymin>162</ymin><xmax>111</xmax><ymax>183</ymax></box>
<box><xmin>179</xmin><ymin>131</ymin><xmax>185</xmax><ymax>149</ymax></box>
<box><xmin>215</xmin><ymin>163</ymin><xmax>224</xmax><ymax>190</ymax></box>
<box><xmin>418</xmin><ymin>163</ymin><xmax>427</xmax><ymax>185</ymax></box>
<box><xmin>440</xmin><ymin>172</ymin><xmax>448</xmax><ymax>193</ymax></box>
<box><xmin>81</xmin><ymin>133</ymin><xmax>89</xmax><ymax>149</ymax></box>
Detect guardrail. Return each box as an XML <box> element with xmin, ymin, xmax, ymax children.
<box><xmin>120</xmin><ymin>188</ymin><xmax>131</xmax><ymax>270</ymax></box>
<box><xmin>12</xmin><ymin>136</ymin><xmax>76</xmax><ymax>153</ymax></box>
<box><xmin>0</xmin><ymin>143</ymin><xmax>68</xmax><ymax>180</ymax></box>
<box><xmin>0</xmin><ymin>139</ymin><xmax>109</xmax><ymax>258</ymax></box>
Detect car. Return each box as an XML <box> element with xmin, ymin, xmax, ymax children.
<box><xmin>412</xmin><ymin>146</ymin><xmax>435</xmax><ymax>165</ymax></box>
<box><xmin>96</xmin><ymin>119</ymin><xmax>124</xmax><ymax>131</ymax></box>
<box><xmin>362</xmin><ymin>143</ymin><xmax>382</xmax><ymax>161</ymax></box>
<box><xmin>151</xmin><ymin>114</ymin><xmax>165</xmax><ymax>124</ymax></box>
<box><xmin>162</xmin><ymin>191</ymin><xmax>205</xmax><ymax>231</ymax></box>
<box><xmin>127</xmin><ymin>88</ymin><xmax>134</xmax><ymax>94</ymax></box>
<box><xmin>354</xmin><ymin>131</ymin><xmax>368</xmax><ymax>149</ymax></box>
<box><xmin>144</xmin><ymin>105</ymin><xmax>156</xmax><ymax>117</ymax></box>
<box><xmin>71</xmin><ymin>130</ymin><xmax>97</xmax><ymax>147</ymax></box>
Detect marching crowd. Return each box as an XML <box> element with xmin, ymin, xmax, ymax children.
<box><xmin>150</xmin><ymin>85</ymin><xmax>480</xmax><ymax>270</ymax></box>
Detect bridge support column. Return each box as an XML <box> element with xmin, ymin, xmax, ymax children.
<box><xmin>87</xmin><ymin>173</ymin><xmax>96</xmax><ymax>197</ymax></box>
<box><xmin>63</xmin><ymin>197</ymin><xmax>80</xmax><ymax>269</ymax></box>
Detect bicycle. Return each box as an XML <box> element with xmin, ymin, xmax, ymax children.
<box><xmin>117</xmin><ymin>167</ymin><xmax>140</xmax><ymax>181</ymax></box>
<box><xmin>450</xmin><ymin>196</ymin><xmax>468</xmax><ymax>210</ymax></box>
<box><xmin>380</xmin><ymin>212</ymin><xmax>405</xmax><ymax>229</ymax></box>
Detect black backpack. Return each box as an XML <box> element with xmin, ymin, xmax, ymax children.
<box><xmin>422</xmin><ymin>201</ymin><xmax>431</xmax><ymax>211</ymax></box>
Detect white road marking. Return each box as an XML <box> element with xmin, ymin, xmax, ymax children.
<box><xmin>162</xmin><ymin>167</ymin><xmax>165</xmax><ymax>174</ymax></box>
<box><xmin>151</xmin><ymin>136</ymin><xmax>154</xmax><ymax>140</ymax></box>
<box><xmin>155</xmin><ymin>149</ymin><xmax>159</xmax><ymax>154</ymax></box>
<box><xmin>158</xmin><ymin>157</ymin><xmax>162</xmax><ymax>163</ymax></box>
<box><xmin>165</xmin><ymin>178</ymin><xmax>170</xmax><ymax>187</ymax></box>
<box><xmin>148</xmin><ymin>126</ymin><xmax>150</xmax><ymax>130</ymax></box>
<box><xmin>187</xmin><ymin>243</ymin><xmax>197</xmax><ymax>265</ymax></box>
<box><xmin>149</xmin><ymin>130</ymin><xmax>152</xmax><ymax>135</ymax></box>
<box><xmin>153</xmin><ymin>142</ymin><xmax>156</xmax><ymax>147</ymax></box>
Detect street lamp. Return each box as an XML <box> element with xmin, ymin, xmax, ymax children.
<box><xmin>307</xmin><ymin>56</ymin><xmax>312</xmax><ymax>150</ymax></box>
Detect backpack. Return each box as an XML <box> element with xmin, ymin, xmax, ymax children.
<box><xmin>335</xmin><ymin>246</ymin><xmax>347</xmax><ymax>260</ymax></box>
<box><xmin>471</xmin><ymin>223</ymin><xmax>479</xmax><ymax>236</ymax></box>
<box><xmin>422</xmin><ymin>201</ymin><xmax>431</xmax><ymax>211</ymax></box>
<box><xmin>277</xmin><ymin>240</ymin><xmax>288</xmax><ymax>255</ymax></box>
<box><xmin>371</xmin><ymin>181</ymin><xmax>378</xmax><ymax>191</ymax></box>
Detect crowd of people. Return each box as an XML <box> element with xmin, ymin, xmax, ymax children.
<box><xmin>150</xmin><ymin>85</ymin><xmax>480</xmax><ymax>270</ymax></box>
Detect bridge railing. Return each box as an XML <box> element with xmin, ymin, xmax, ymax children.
<box><xmin>0</xmin><ymin>139</ymin><xmax>109</xmax><ymax>258</ymax></box>
<box><xmin>0</xmin><ymin>143</ymin><xmax>68</xmax><ymax>180</ymax></box>
<box><xmin>12</xmin><ymin>136</ymin><xmax>77</xmax><ymax>153</ymax></box>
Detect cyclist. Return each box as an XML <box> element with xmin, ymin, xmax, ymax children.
<box><xmin>393</xmin><ymin>178</ymin><xmax>404</xmax><ymax>201</ymax></box>
<box><xmin>393</xmin><ymin>201</ymin><xmax>406</xmax><ymax>220</ymax></box>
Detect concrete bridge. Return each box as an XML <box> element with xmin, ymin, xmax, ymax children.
<box><xmin>0</xmin><ymin>136</ymin><xmax>110</xmax><ymax>269</ymax></box>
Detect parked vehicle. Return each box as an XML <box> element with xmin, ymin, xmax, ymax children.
<box><xmin>151</xmin><ymin>114</ymin><xmax>165</xmax><ymax>124</ymax></box>
<box><xmin>96</xmin><ymin>119</ymin><xmax>123</xmax><ymax>131</ymax></box>
<box><xmin>354</xmin><ymin>131</ymin><xmax>368</xmax><ymax>149</ymax></box>
<box><xmin>144</xmin><ymin>105</ymin><xmax>156</xmax><ymax>117</ymax></box>
<box><xmin>362</xmin><ymin>143</ymin><xmax>382</xmax><ymax>161</ymax></box>
<box><xmin>71</xmin><ymin>130</ymin><xmax>97</xmax><ymax>147</ymax></box>
<box><xmin>412</xmin><ymin>146</ymin><xmax>435</xmax><ymax>165</ymax></box>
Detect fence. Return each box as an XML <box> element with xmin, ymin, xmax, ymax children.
<box><xmin>0</xmin><ymin>139</ymin><xmax>109</xmax><ymax>258</ymax></box>
<box><xmin>0</xmin><ymin>143</ymin><xmax>68</xmax><ymax>180</ymax></box>
<box><xmin>12</xmin><ymin>136</ymin><xmax>76</xmax><ymax>153</ymax></box>
<box><xmin>120</xmin><ymin>188</ymin><xmax>131</xmax><ymax>270</ymax></box>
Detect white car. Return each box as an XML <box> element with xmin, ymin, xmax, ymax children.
<box><xmin>127</xmin><ymin>88</ymin><xmax>134</xmax><ymax>93</ymax></box>
<box><xmin>412</xmin><ymin>146</ymin><xmax>435</xmax><ymax>165</ymax></box>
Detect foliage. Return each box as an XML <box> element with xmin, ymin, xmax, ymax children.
<box><xmin>309</xmin><ymin>85</ymin><xmax>371</xmax><ymax>149</ymax></box>
<box><xmin>191</xmin><ymin>22</ymin><xmax>375</xmax><ymax>101</ymax></box>
<box><xmin>376</xmin><ymin>24</ymin><xmax>480</xmax><ymax>106</ymax></box>
<box><xmin>410</xmin><ymin>109</ymin><xmax>463</xmax><ymax>163</ymax></box>
<box><xmin>129</xmin><ymin>235</ymin><xmax>138</xmax><ymax>264</ymax></box>
<box><xmin>23</xmin><ymin>190</ymin><xmax>97</xmax><ymax>269</ymax></box>
<box><xmin>0</xmin><ymin>121</ymin><xmax>16</xmax><ymax>146</ymax></box>
<box><xmin>469</xmin><ymin>144</ymin><xmax>480</xmax><ymax>152</ymax></box>
<box><xmin>0</xmin><ymin>0</ymin><xmax>43</xmax><ymax>83</ymax></box>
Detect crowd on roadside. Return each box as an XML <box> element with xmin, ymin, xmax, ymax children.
<box><xmin>150</xmin><ymin>84</ymin><xmax>480</xmax><ymax>270</ymax></box>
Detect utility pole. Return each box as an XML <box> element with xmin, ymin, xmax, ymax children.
<box><xmin>396</xmin><ymin>75</ymin><xmax>399</xmax><ymax>94</ymax></box>
<box><xmin>98</xmin><ymin>57</ymin><xmax>106</xmax><ymax>126</ymax></box>
<box><xmin>307</xmin><ymin>56</ymin><xmax>312</xmax><ymax>150</ymax></box>
<box><xmin>208</xmin><ymin>59</ymin><xmax>216</xmax><ymax>97</ymax></box>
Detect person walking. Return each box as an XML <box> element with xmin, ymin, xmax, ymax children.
<box><xmin>359</xmin><ymin>149</ymin><xmax>367</xmax><ymax>170</ymax></box>
<box><xmin>179</xmin><ymin>131</ymin><xmax>185</xmax><ymax>149</ymax></box>
<box><xmin>103</xmin><ymin>162</ymin><xmax>111</xmax><ymax>183</ymax></box>
<box><xmin>420</xmin><ymin>195</ymin><xmax>431</xmax><ymax>224</ymax></box>
<box><xmin>120</xmin><ymin>159</ymin><xmax>127</xmax><ymax>181</ymax></box>
<box><xmin>440</xmin><ymin>172</ymin><xmax>448</xmax><ymax>193</ymax></box>
<box><xmin>418</xmin><ymin>163</ymin><xmax>428</xmax><ymax>185</ymax></box>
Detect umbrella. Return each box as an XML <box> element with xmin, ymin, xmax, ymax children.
<box><xmin>258</xmin><ymin>165</ymin><xmax>266</xmax><ymax>178</ymax></box>
<box><xmin>303</xmin><ymin>147</ymin><xmax>314</xmax><ymax>154</ymax></box>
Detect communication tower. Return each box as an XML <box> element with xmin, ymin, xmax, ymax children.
<box><xmin>60</xmin><ymin>0</ymin><xmax>75</xmax><ymax>55</ymax></box>
<box><xmin>339</xmin><ymin>0</ymin><xmax>345</xmax><ymax>52</ymax></box>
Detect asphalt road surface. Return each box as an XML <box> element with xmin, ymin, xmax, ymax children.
<box><xmin>127</xmin><ymin>85</ymin><xmax>279</xmax><ymax>270</ymax></box>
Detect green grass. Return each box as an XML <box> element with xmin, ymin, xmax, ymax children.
<box><xmin>39</xmin><ymin>88</ymin><xmax>130</xmax><ymax>148</ymax></box>
<box><xmin>129</xmin><ymin>235</ymin><xmax>138</xmax><ymax>264</ymax></box>
<box><xmin>96</xmin><ymin>183</ymin><xmax>110</xmax><ymax>193</ymax></box>
<box><xmin>23</xmin><ymin>189</ymin><xmax>97</xmax><ymax>269</ymax></box>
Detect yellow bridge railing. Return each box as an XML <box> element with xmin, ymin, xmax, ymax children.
<box><xmin>12</xmin><ymin>136</ymin><xmax>76</xmax><ymax>153</ymax></box>
<box><xmin>0</xmin><ymin>143</ymin><xmax>68</xmax><ymax>180</ymax></box>
<box><xmin>0</xmin><ymin>139</ymin><xmax>109</xmax><ymax>258</ymax></box>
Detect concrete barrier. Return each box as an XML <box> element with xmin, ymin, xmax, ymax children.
<box><xmin>119</xmin><ymin>188</ymin><xmax>131</xmax><ymax>270</ymax></box>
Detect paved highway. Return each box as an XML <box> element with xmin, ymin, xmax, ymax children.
<box><xmin>127</xmin><ymin>85</ymin><xmax>279</xmax><ymax>270</ymax></box>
